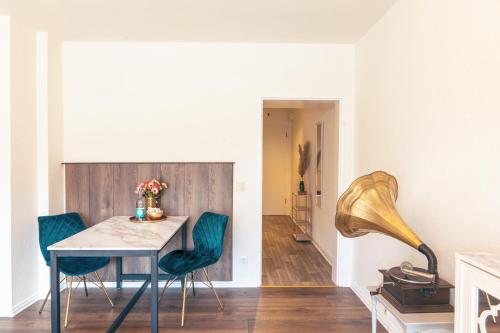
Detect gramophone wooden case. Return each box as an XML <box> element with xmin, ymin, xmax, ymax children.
<box><xmin>380</xmin><ymin>269</ymin><xmax>454</xmax><ymax>313</ymax></box>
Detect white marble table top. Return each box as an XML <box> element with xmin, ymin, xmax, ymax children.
<box><xmin>456</xmin><ymin>252</ymin><xmax>500</xmax><ymax>278</ymax></box>
<box><xmin>48</xmin><ymin>215</ymin><xmax>188</xmax><ymax>251</ymax></box>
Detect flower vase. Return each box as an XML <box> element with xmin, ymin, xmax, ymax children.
<box><xmin>145</xmin><ymin>196</ymin><xmax>159</xmax><ymax>210</ymax></box>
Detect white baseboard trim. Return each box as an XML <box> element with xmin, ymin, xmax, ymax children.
<box><xmin>351</xmin><ymin>282</ymin><xmax>392</xmax><ymax>333</ymax></box>
<box><xmin>311</xmin><ymin>239</ymin><xmax>332</xmax><ymax>266</ymax></box>
<box><xmin>350</xmin><ymin>281</ymin><xmax>372</xmax><ymax>309</ymax></box>
<box><xmin>12</xmin><ymin>294</ymin><xmax>39</xmax><ymax>317</ymax></box>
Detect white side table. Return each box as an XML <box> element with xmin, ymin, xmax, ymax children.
<box><xmin>370</xmin><ymin>288</ymin><xmax>453</xmax><ymax>333</ymax></box>
<box><xmin>454</xmin><ymin>252</ymin><xmax>500</xmax><ymax>333</ymax></box>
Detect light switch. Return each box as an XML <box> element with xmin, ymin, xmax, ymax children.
<box><xmin>236</xmin><ymin>182</ymin><xmax>246</xmax><ymax>192</ymax></box>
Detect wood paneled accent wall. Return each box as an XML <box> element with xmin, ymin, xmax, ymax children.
<box><xmin>65</xmin><ymin>163</ymin><xmax>233</xmax><ymax>282</ymax></box>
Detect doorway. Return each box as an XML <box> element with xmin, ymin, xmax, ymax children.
<box><xmin>261</xmin><ymin>100</ymin><xmax>339</xmax><ymax>287</ymax></box>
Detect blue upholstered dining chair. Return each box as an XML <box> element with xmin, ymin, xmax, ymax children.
<box><xmin>38</xmin><ymin>212</ymin><xmax>114</xmax><ymax>327</ymax></box>
<box><xmin>158</xmin><ymin>211</ymin><xmax>229</xmax><ymax>327</ymax></box>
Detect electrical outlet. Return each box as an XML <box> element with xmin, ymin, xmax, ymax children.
<box><xmin>236</xmin><ymin>182</ymin><xmax>246</xmax><ymax>192</ymax></box>
<box><xmin>240</xmin><ymin>256</ymin><xmax>248</xmax><ymax>264</ymax></box>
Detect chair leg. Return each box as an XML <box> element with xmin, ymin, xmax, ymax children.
<box><xmin>190</xmin><ymin>272</ymin><xmax>196</xmax><ymax>296</ymax></box>
<box><xmin>159</xmin><ymin>276</ymin><xmax>171</xmax><ymax>303</ymax></box>
<box><xmin>82</xmin><ymin>276</ymin><xmax>89</xmax><ymax>297</ymax></box>
<box><xmin>181</xmin><ymin>274</ymin><xmax>188</xmax><ymax>327</ymax></box>
<box><xmin>64</xmin><ymin>276</ymin><xmax>73</xmax><ymax>327</ymax></box>
<box><xmin>93</xmin><ymin>272</ymin><xmax>114</xmax><ymax>307</ymax></box>
<box><xmin>38</xmin><ymin>289</ymin><xmax>51</xmax><ymax>315</ymax></box>
<box><xmin>202</xmin><ymin>268</ymin><xmax>224</xmax><ymax>310</ymax></box>
<box><xmin>159</xmin><ymin>276</ymin><xmax>178</xmax><ymax>303</ymax></box>
<box><xmin>38</xmin><ymin>276</ymin><xmax>67</xmax><ymax>314</ymax></box>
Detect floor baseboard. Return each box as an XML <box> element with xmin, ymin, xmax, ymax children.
<box><xmin>12</xmin><ymin>294</ymin><xmax>39</xmax><ymax>317</ymax></box>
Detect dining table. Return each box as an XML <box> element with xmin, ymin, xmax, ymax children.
<box><xmin>47</xmin><ymin>215</ymin><xmax>189</xmax><ymax>333</ymax></box>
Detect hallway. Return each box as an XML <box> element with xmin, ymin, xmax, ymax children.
<box><xmin>262</xmin><ymin>215</ymin><xmax>335</xmax><ymax>286</ymax></box>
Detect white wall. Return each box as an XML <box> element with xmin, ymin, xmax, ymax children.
<box><xmin>262</xmin><ymin>109</ymin><xmax>292</xmax><ymax>215</ymax></box>
<box><xmin>0</xmin><ymin>1</ymin><xmax>63</xmax><ymax>315</ymax></box>
<box><xmin>0</xmin><ymin>15</ymin><xmax>13</xmax><ymax>317</ymax></box>
<box><xmin>63</xmin><ymin>42</ymin><xmax>355</xmax><ymax>286</ymax></box>
<box><xmin>291</xmin><ymin>106</ymin><xmax>339</xmax><ymax>271</ymax></box>
<box><xmin>9</xmin><ymin>11</ymin><xmax>40</xmax><ymax>313</ymax></box>
<box><xmin>353</xmin><ymin>0</ymin><xmax>500</xmax><ymax>299</ymax></box>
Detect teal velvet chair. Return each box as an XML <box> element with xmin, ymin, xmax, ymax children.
<box><xmin>158</xmin><ymin>211</ymin><xmax>229</xmax><ymax>327</ymax></box>
<box><xmin>38</xmin><ymin>212</ymin><xmax>114</xmax><ymax>327</ymax></box>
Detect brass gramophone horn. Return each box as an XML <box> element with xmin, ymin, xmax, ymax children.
<box><xmin>335</xmin><ymin>171</ymin><xmax>438</xmax><ymax>278</ymax></box>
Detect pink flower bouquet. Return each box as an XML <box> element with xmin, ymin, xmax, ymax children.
<box><xmin>135</xmin><ymin>178</ymin><xmax>168</xmax><ymax>198</ymax></box>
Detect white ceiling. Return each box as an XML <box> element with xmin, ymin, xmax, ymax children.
<box><xmin>55</xmin><ymin>0</ymin><xmax>396</xmax><ymax>43</ymax></box>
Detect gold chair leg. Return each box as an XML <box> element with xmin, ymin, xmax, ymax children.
<box><xmin>38</xmin><ymin>289</ymin><xmax>51</xmax><ymax>315</ymax></box>
<box><xmin>159</xmin><ymin>277</ymin><xmax>171</xmax><ymax>303</ymax></box>
<box><xmin>64</xmin><ymin>276</ymin><xmax>73</xmax><ymax>327</ymax></box>
<box><xmin>159</xmin><ymin>276</ymin><xmax>178</xmax><ymax>303</ymax></box>
<box><xmin>181</xmin><ymin>274</ymin><xmax>188</xmax><ymax>327</ymax></box>
<box><xmin>93</xmin><ymin>272</ymin><xmax>114</xmax><ymax>307</ymax></box>
<box><xmin>39</xmin><ymin>276</ymin><xmax>67</xmax><ymax>314</ymax></box>
<box><xmin>202</xmin><ymin>268</ymin><xmax>223</xmax><ymax>310</ymax></box>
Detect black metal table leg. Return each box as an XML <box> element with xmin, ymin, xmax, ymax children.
<box><xmin>151</xmin><ymin>251</ymin><xmax>159</xmax><ymax>333</ymax></box>
<box><xmin>50</xmin><ymin>251</ymin><xmax>60</xmax><ymax>333</ymax></box>
<box><xmin>181</xmin><ymin>223</ymin><xmax>187</xmax><ymax>250</ymax></box>
<box><xmin>116</xmin><ymin>257</ymin><xmax>122</xmax><ymax>289</ymax></box>
<box><xmin>106</xmin><ymin>278</ymin><xmax>150</xmax><ymax>333</ymax></box>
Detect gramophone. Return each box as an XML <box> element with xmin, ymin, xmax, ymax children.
<box><xmin>335</xmin><ymin>171</ymin><xmax>453</xmax><ymax>313</ymax></box>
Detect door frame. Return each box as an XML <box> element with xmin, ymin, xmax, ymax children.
<box><xmin>258</xmin><ymin>97</ymin><xmax>353</xmax><ymax>287</ymax></box>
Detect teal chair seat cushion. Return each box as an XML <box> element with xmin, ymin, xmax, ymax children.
<box><xmin>159</xmin><ymin>250</ymin><xmax>217</xmax><ymax>276</ymax></box>
<box><xmin>58</xmin><ymin>257</ymin><xmax>111</xmax><ymax>276</ymax></box>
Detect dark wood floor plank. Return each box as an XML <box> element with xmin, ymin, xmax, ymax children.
<box><xmin>0</xmin><ymin>287</ymin><xmax>387</xmax><ymax>333</ymax></box>
<box><xmin>262</xmin><ymin>215</ymin><xmax>334</xmax><ymax>286</ymax></box>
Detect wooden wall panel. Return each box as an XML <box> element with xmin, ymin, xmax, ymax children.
<box><xmin>64</xmin><ymin>162</ymin><xmax>233</xmax><ymax>282</ymax></box>
<box><xmin>88</xmin><ymin>164</ymin><xmax>115</xmax><ymax>280</ymax></box>
<box><xmin>208</xmin><ymin>163</ymin><xmax>233</xmax><ymax>280</ymax></box>
<box><xmin>65</xmin><ymin>164</ymin><xmax>90</xmax><ymax>224</ymax></box>
<box><xmin>112</xmin><ymin>164</ymin><xmax>137</xmax><ymax>216</ymax></box>
<box><xmin>158</xmin><ymin>164</ymin><xmax>185</xmax><ymax>260</ymax></box>
<box><xmin>112</xmin><ymin>164</ymin><xmax>145</xmax><ymax>275</ymax></box>
<box><xmin>185</xmin><ymin>164</ymin><xmax>210</xmax><ymax>250</ymax></box>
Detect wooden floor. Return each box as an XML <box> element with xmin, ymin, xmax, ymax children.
<box><xmin>0</xmin><ymin>287</ymin><xmax>387</xmax><ymax>332</ymax></box>
<box><xmin>262</xmin><ymin>215</ymin><xmax>334</xmax><ymax>286</ymax></box>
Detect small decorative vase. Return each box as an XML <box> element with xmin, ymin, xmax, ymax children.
<box><xmin>145</xmin><ymin>196</ymin><xmax>159</xmax><ymax>210</ymax></box>
<box><xmin>299</xmin><ymin>180</ymin><xmax>305</xmax><ymax>193</ymax></box>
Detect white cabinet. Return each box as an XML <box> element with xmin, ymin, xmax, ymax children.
<box><xmin>371</xmin><ymin>292</ymin><xmax>453</xmax><ymax>333</ymax></box>
<box><xmin>454</xmin><ymin>252</ymin><xmax>500</xmax><ymax>333</ymax></box>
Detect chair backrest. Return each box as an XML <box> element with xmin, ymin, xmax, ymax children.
<box><xmin>38</xmin><ymin>212</ymin><xmax>86</xmax><ymax>266</ymax></box>
<box><xmin>192</xmin><ymin>212</ymin><xmax>229</xmax><ymax>260</ymax></box>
